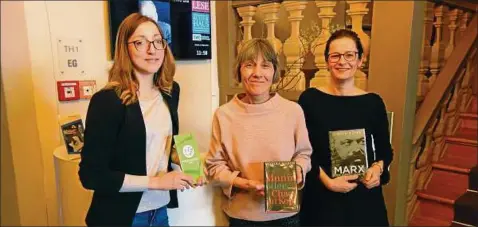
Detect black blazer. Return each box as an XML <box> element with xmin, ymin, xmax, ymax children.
<box><xmin>78</xmin><ymin>82</ymin><xmax>180</xmax><ymax>226</ymax></box>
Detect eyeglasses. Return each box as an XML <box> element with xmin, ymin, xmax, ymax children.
<box><xmin>328</xmin><ymin>51</ymin><xmax>358</xmax><ymax>63</ymax></box>
<box><xmin>128</xmin><ymin>38</ymin><xmax>166</xmax><ymax>52</ymax></box>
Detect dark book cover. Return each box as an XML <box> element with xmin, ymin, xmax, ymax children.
<box><xmin>264</xmin><ymin>161</ymin><xmax>299</xmax><ymax>213</ymax></box>
<box><xmin>60</xmin><ymin>115</ymin><xmax>85</xmax><ymax>155</ymax></box>
<box><xmin>329</xmin><ymin>129</ymin><xmax>368</xmax><ymax>179</ymax></box>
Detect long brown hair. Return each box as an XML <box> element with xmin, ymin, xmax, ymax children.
<box><xmin>105</xmin><ymin>13</ymin><xmax>176</xmax><ymax>105</ymax></box>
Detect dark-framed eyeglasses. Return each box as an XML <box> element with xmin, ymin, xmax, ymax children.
<box><xmin>128</xmin><ymin>38</ymin><xmax>166</xmax><ymax>52</ymax></box>
<box><xmin>328</xmin><ymin>51</ymin><xmax>358</xmax><ymax>63</ymax></box>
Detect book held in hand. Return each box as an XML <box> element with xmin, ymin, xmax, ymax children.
<box><xmin>59</xmin><ymin>114</ymin><xmax>85</xmax><ymax>155</ymax></box>
<box><xmin>329</xmin><ymin>129</ymin><xmax>368</xmax><ymax>179</ymax></box>
<box><xmin>264</xmin><ymin>161</ymin><xmax>299</xmax><ymax>213</ymax></box>
<box><xmin>173</xmin><ymin>133</ymin><xmax>203</xmax><ymax>182</ymax></box>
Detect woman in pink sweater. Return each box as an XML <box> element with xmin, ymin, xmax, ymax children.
<box><xmin>205</xmin><ymin>39</ymin><xmax>313</xmax><ymax>226</ymax></box>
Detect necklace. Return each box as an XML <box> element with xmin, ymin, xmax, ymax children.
<box><xmin>138</xmin><ymin>88</ymin><xmax>160</xmax><ymax>101</ymax></box>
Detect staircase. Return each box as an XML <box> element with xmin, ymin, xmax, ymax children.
<box><xmin>410</xmin><ymin>96</ymin><xmax>478</xmax><ymax>226</ymax></box>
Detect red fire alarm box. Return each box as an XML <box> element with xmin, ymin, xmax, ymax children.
<box><xmin>57</xmin><ymin>81</ymin><xmax>80</xmax><ymax>101</ymax></box>
<box><xmin>79</xmin><ymin>80</ymin><xmax>96</xmax><ymax>99</ymax></box>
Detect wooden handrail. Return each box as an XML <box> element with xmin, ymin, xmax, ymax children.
<box><xmin>436</xmin><ymin>0</ymin><xmax>478</xmax><ymax>12</ymax></box>
<box><xmin>412</xmin><ymin>15</ymin><xmax>478</xmax><ymax>144</ymax></box>
<box><xmin>231</xmin><ymin>0</ymin><xmax>477</xmax><ymax>11</ymax></box>
<box><xmin>231</xmin><ymin>0</ymin><xmax>282</xmax><ymax>8</ymax></box>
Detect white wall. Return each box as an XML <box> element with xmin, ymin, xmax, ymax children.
<box><xmin>23</xmin><ymin>2</ymin><xmax>108</xmax><ymax>224</ymax></box>
<box><xmin>2</xmin><ymin>1</ymin><xmax>226</xmax><ymax>225</ymax></box>
<box><xmin>169</xmin><ymin>2</ymin><xmax>226</xmax><ymax>225</ymax></box>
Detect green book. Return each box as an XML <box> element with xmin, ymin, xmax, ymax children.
<box><xmin>264</xmin><ymin>161</ymin><xmax>299</xmax><ymax>213</ymax></box>
<box><xmin>173</xmin><ymin>133</ymin><xmax>203</xmax><ymax>182</ymax></box>
<box><xmin>329</xmin><ymin>129</ymin><xmax>368</xmax><ymax>179</ymax></box>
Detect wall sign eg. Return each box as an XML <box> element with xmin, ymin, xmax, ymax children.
<box><xmin>56</xmin><ymin>38</ymin><xmax>96</xmax><ymax>101</ymax></box>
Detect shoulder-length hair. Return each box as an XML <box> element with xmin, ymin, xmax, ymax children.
<box><xmin>105</xmin><ymin>13</ymin><xmax>176</xmax><ymax>105</ymax></box>
<box><xmin>233</xmin><ymin>38</ymin><xmax>280</xmax><ymax>84</ymax></box>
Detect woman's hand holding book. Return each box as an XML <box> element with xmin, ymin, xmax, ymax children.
<box><xmin>148</xmin><ymin>171</ymin><xmax>195</xmax><ymax>191</ymax></box>
<box><xmin>233</xmin><ymin>177</ymin><xmax>265</xmax><ymax>196</ymax></box>
<box><xmin>361</xmin><ymin>161</ymin><xmax>383</xmax><ymax>189</ymax></box>
<box><xmin>325</xmin><ymin>175</ymin><xmax>359</xmax><ymax>193</ymax></box>
<box><xmin>319</xmin><ymin>167</ymin><xmax>359</xmax><ymax>193</ymax></box>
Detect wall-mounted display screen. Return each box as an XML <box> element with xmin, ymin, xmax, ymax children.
<box><xmin>108</xmin><ymin>0</ymin><xmax>211</xmax><ymax>60</ymax></box>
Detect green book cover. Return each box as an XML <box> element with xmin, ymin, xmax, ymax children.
<box><xmin>329</xmin><ymin>129</ymin><xmax>368</xmax><ymax>179</ymax></box>
<box><xmin>264</xmin><ymin>161</ymin><xmax>299</xmax><ymax>213</ymax></box>
<box><xmin>173</xmin><ymin>133</ymin><xmax>203</xmax><ymax>182</ymax></box>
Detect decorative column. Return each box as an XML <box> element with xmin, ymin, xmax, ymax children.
<box><xmin>346</xmin><ymin>0</ymin><xmax>371</xmax><ymax>90</ymax></box>
<box><xmin>346</xmin><ymin>1</ymin><xmax>371</xmax><ymax>60</ymax></box>
<box><xmin>458</xmin><ymin>11</ymin><xmax>471</xmax><ymax>39</ymax></box>
<box><xmin>445</xmin><ymin>75</ymin><xmax>464</xmax><ymax>136</ymax></box>
<box><xmin>459</xmin><ymin>48</ymin><xmax>477</xmax><ymax>112</ymax></box>
<box><xmin>455</xmin><ymin>9</ymin><xmax>463</xmax><ymax>42</ymax></box>
<box><xmin>429</xmin><ymin>5</ymin><xmax>445</xmax><ymax>88</ymax></box>
<box><xmin>444</xmin><ymin>9</ymin><xmax>459</xmax><ymax>60</ymax></box>
<box><xmin>417</xmin><ymin>2</ymin><xmax>435</xmax><ymax>98</ymax></box>
<box><xmin>258</xmin><ymin>3</ymin><xmax>282</xmax><ymax>53</ymax></box>
<box><xmin>236</xmin><ymin>6</ymin><xmax>257</xmax><ymax>53</ymax></box>
<box><xmin>282</xmin><ymin>1</ymin><xmax>308</xmax><ymax>91</ymax></box>
<box><xmin>310</xmin><ymin>1</ymin><xmax>336</xmax><ymax>88</ymax></box>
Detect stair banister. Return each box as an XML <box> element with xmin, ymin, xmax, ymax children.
<box><xmin>412</xmin><ymin>16</ymin><xmax>477</xmax><ymax>145</ymax></box>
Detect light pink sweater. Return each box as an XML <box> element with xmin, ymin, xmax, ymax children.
<box><xmin>206</xmin><ymin>93</ymin><xmax>312</xmax><ymax>221</ymax></box>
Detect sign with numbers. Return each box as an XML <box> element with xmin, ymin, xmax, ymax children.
<box><xmin>57</xmin><ymin>38</ymin><xmax>85</xmax><ymax>77</ymax></box>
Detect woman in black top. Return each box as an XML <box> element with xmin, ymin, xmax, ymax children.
<box><xmin>298</xmin><ymin>29</ymin><xmax>393</xmax><ymax>226</ymax></box>
<box><xmin>78</xmin><ymin>13</ymin><xmax>202</xmax><ymax>226</ymax></box>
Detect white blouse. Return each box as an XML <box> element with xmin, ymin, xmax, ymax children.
<box><xmin>119</xmin><ymin>93</ymin><xmax>172</xmax><ymax>213</ymax></box>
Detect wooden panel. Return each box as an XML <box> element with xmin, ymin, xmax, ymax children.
<box><xmin>215</xmin><ymin>1</ymin><xmax>239</xmax><ymax>105</ymax></box>
<box><xmin>440</xmin><ymin>0</ymin><xmax>477</xmax><ymax>11</ymax></box>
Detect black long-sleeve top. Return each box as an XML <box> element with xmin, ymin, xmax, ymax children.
<box><xmin>298</xmin><ymin>88</ymin><xmax>393</xmax><ymax>226</ymax></box>
<box><xmin>78</xmin><ymin>82</ymin><xmax>180</xmax><ymax>226</ymax></box>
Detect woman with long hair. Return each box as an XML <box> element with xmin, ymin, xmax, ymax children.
<box><xmin>79</xmin><ymin>13</ymin><xmax>203</xmax><ymax>226</ymax></box>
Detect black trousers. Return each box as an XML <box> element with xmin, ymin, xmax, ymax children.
<box><xmin>300</xmin><ymin>184</ymin><xmax>389</xmax><ymax>226</ymax></box>
<box><xmin>229</xmin><ymin>214</ymin><xmax>300</xmax><ymax>227</ymax></box>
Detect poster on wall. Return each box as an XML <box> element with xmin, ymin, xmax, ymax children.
<box><xmin>59</xmin><ymin>114</ymin><xmax>85</xmax><ymax>155</ymax></box>
<box><xmin>189</xmin><ymin>0</ymin><xmax>211</xmax><ymax>58</ymax></box>
<box><xmin>108</xmin><ymin>0</ymin><xmax>211</xmax><ymax>60</ymax></box>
